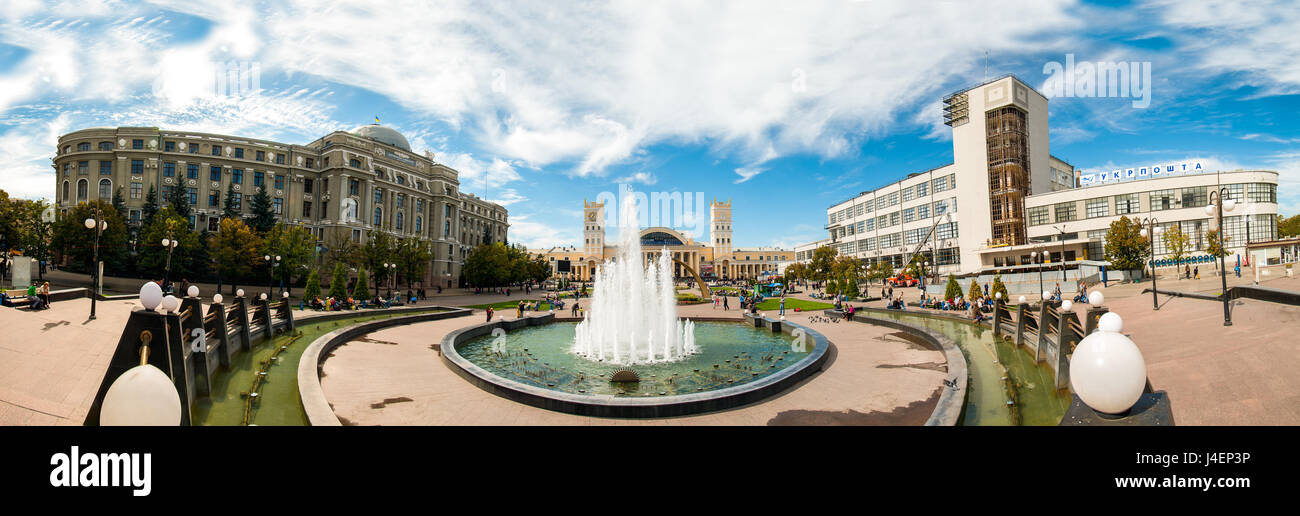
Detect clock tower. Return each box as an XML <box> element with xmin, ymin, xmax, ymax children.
<box><xmin>583</xmin><ymin>199</ymin><xmax>606</xmax><ymax>259</ymax></box>
<box><xmin>711</xmin><ymin>199</ymin><xmax>732</xmax><ymax>256</ymax></box>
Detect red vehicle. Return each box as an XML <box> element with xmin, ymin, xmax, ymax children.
<box><xmin>887</xmin><ymin>274</ymin><xmax>919</xmax><ymax>287</ymax></box>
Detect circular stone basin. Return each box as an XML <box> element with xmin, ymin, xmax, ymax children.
<box><xmin>456</xmin><ymin>321</ymin><xmax>811</xmax><ymax>397</ymax></box>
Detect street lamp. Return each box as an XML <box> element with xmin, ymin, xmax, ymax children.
<box><xmin>1031</xmin><ymin>249</ymin><xmax>1047</xmax><ymax>301</ymax></box>
<box><xmin>83</xmin><ymin>209</ymin><xmax>108</xmax><ymax>320</ymax></box>
<box><xmin>1207</xmin><ymin>188</ymin><xmax>1236</xmax><ymax>326</ymax></box>
<box><xmin>263</xmin><ymin>254</ymin><xmax>281</xmax><ymax>300</ymax></box>
<box><xmin>160</xmin><ymin>235</ymin><xmax>179</xmax><ymax>294</ymax></box>
<box><xmin>1139</xmin><ymin>218</ymin><xmax>1162</xmax><ymax>311</ymax></box>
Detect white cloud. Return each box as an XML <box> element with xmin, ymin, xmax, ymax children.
<box><xmin>1145</xmin><ymin>0</ymin><xmax>1300</xmax><ymax>96</ymax></box>
<box><xmin>506</xmin><ymin>215</ymin><xmax>579</xmax><ymax>249</ymax></box>
<box><xmin>252</xmin><ymin>0</ymin><xmax>1078</xmax><ymax>177</ymax></box>
<box><xmin>733</xmin><ymin>166</ymin><xmax>764</xmax><ymax>184</ymax></box>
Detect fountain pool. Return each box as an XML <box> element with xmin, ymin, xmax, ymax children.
<box><xmin>457</xmin><ymin>321</ymin><xmax>811</xmax><ymax>397</ymax></box>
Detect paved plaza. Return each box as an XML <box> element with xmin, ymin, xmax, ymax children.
<box><xmin>2</xmin><ymin>269</ymin><xmax>1299</xmax><ymax>426</ymax></box>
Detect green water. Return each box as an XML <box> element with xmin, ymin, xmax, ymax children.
<box><xmin>458</xmin><ymin>322</ymin><xmax>811</xmax><ymax>397</ymax></box>
<box><xmin>192</xmin><ymin>309</ymin><xmax>447</xmax><ymax>426</ymax></box>
<box><xmin>873</xmin><ymin>311</ymin><xmax>1071</xmax><ymax>426</ymax></box>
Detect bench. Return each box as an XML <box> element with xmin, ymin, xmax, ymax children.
<box><xmin>1</xmin><ymin>289</ymin><xmax>33</xmax><ymax>307</ymax></box>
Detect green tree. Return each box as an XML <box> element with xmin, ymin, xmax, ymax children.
<box><xmin>323</xmin><ymin>231</ymin><xmax>361</xmax><ymax>272</ymax></box>
<box><xmin>808</xmin><ymin>245</ymin><xmax>837</xmax><ymax>282</ymax></box>
<box><xmin>137</xmin><ymin>207</ymin><xmax>200</xmax><ymax>281</ymax></box>
<box><xmin>1162</xmin><ymin>225</ymin><xmax>1191</xmax><ymax>277</ymax></box>
<box><xmin>246</xmin><ymin>185</ymin><xmax>276</xmax><ymax>233</ymax></box>
<box><xmin>209</xmin><ymin>217</ymin><xmax>262</xmax><ymax>295</ymax></box>
<box><xmin>825</xmin><ymin>278</ymin><xmax>839</xmax><ymax>296</ymax></box>
<box><xmin>944</xmin><ymin>274</ymin><xmax>961</xmax><ymax>300</ymax></box>
<box><xmin>866</xmin><ymin>259</ymin><xmax>893</xmax><ymax>283</ymax></box>
<box><xmin>7</xmin><ymin>197</ymin><xmax>54</xmax><ymax>280</ymax></box>
<box><xmin>362</xmin><ymin>231</ymin><xmax>396</xmax><ymax>287</ymax></box>
<box><xmin>968</xmin><ymin>279</ymin><xmax>982</xmax><ymax>301</ymax></box>
<box><xmin>303</xmin><ymin>269</ymin><xmax>321</xmax><ymax>299</ymax></box>
<box><xmin>526</xmin><ymin>253</ymin><xmax>552</xmax><ymax>284</ymax></box>
<box><xmin>169</xmin><ymin>184</ymin><xmax>192</xmax><ymax>221</ymax></box>
<box><xmin>395</xmin><ymin>237</ymin><xmax>434</xmax><ymax>290</ymax></box>
<box><xmin>221</xmin><ymin>183</ymin><xmax>240</xmax><ymax>220</ymax></box>
<box><xmin>1205</xmin><ymin>228</ymin><xmax>1230</xmax><ymax>259</ymax></box>
<box><xmin>262</xmin><ymin>223</ymin><xmax>316</xmax><ymax>295</ymax></box>
<box><xmin>353</xmin><ymin>266</ymin><xmax>370</xmax><ymax>300</ymax></box>
<box><xmin>51</xmin><ymin>200</ymin><xmax>129</xmax><ymax>275</ymax></box>
<box><xmin>112</xmin><ymin>187</ymin><xmax>127</xmax><ymax>221</ymax></box>
<box><xmin>842</xmin><ymin>274</ymin><xmax>859</xmax><ymax>298</ymax></box>
<box><xmin>991</xmin><ymin>274</ymin><xmax>1009</xmax><ymax>303</ymax></box>
<box><xmin>1104</xmin><ymin>216</ymin><xmax>1150</xmax><ymax>271</ymax></box>
<box><xmin>328</xmin><ymin>262</ymin><xmax>348</xmax><ymax>299</ymax></box>
<box><xmin>141</xmin><ymin>185</ymin><xmax>160</xmax><ymax>228</ymax></box>
<box><xmin>1279</xmin><ymin>214</ymin><xmax>1300</xmax><ymax>238</ymax></box>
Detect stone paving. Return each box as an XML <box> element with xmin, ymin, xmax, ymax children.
<box><xmin>0</xmin><ymin>298</ymin><xmax>138</xmax><ymax>425</ymax></box>
<box><xmin>320</xmin><ymin>301</ymin><xmax>947</xmax><ymax>425</ymax></box>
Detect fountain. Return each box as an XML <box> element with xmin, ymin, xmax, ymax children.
<box><xmin>572</xmin><ymin>194</ymin><xmax>696</xmax><ymax>364</ymax></box>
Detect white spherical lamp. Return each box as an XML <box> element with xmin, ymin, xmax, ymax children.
<box><xmin>161</xmin><ymin>238</ymin><xmax>170</xmax><ymax>247</ymax></box>
<box><xmin>236</xmin><ymin>289</ymin><xmax>245</xmax><ymax>297</ymax></box>
<box><xmin>259</xmin><ymin>293</ymin><xmax>267</xmax><ymax>301</ymax></box>
<box><xmin>1061</xmin><ymin>300</ymin><xmax>1073</xmax><ymax>311</ymax></box>
<box><xmin>1204</xmin><ymin>205</ymin><xmax>1215</xmax><ymax>217</ymax></box>
<box><xmin>1139</xmin><ymin>228</ymin><xmax>1148</xmax><ymax>238</ymax></box>
<box><xmin>1088</xmin><ymin>291</ymin><xmax>1104</xmax><ymax>306</ymax></box>
<box><xmin>1018</xmin><ymin>295</ymin><xmax>1026</xmax><ymax>304</ymax></box>
<box><xmin>139</xmin><ymin>282</ymin><xmax>163</xmax><ymax>311</ymax></box>
<box><xmin>212</xmin><ymin>293</ymin><xmax>224</xmax><ymax>304</ymax></box>
<box><xmin>1098</xmin><ymin>312</ymin><xmax>1123</xmax><ymax>332</ymax></box>
<box><xmin>99</xmin><ymin>364</ymin><xmax>182</xmax><ymax>426</ymax></box>
<box><xmin>84</xmin><ymin>218</ymin><xmax>96</xmax><ymax>229</ymax></box>
<box><xmin>161</xmin><ymin>295</ymin><xmax>179</xmax><ymax>313</ymax></box>
<box><xmin>1043</xmin><ymin>290</ymin><xmax>1052</xmax><ymax>300</ymax></box>
<box><xmin>282</xmin><ymin>291</ymin><xmax>289</xmax><ymax>298</ymax></box>
<box><xmin>186</xmin><ymin>285</ymin><xmax>199</xmax><ymax>298</ymax></box>
<box><xmin>1223</xmin><ymin>199</ymin><xmax>1236</xmax><ymax>212</ymax></box>
<box><xmin>995</xmin><ymin>292</ymin><xmax>1002</xmax><ymax>300</ymax></box>
<box><xmin>1069</xmin><ymin>312</ymin><xmax>1146</xmax><ymax>414</ymax></box>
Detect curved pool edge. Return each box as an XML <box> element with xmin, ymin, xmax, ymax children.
<box><xmin>440</xmin><ymin>313</ymin><xmax>832</xmax><ymax>418</ymax></box>
<box><xmin>824</xmin><ymin>309</ymin><xmax>969</xmax><ymax>426</ymax></box>
<box><xmin>297</xmin><ymin>307</ymin><xmax>475</xmax><ymax>426</ymax></box>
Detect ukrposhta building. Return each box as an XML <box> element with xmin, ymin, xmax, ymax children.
<box><xmin>803</xmin><ymin>74</ymin><xmax>1279</xmax><ymax>276</ymax></box>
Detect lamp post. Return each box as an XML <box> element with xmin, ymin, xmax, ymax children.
<box><xmin>1052</xmin><ymin>224</ymin><xmax>1069</xmax><ymax>282</ymax></box>
<box><xmin>1207</xmin><ymin>188</ymin><xmax>1236</xmax><ymax>326</ymax></box>
<box><xmin>263</xmin><ymin>254</ymin><xmax>280</xmax><ymax>300</ymax></box>
<box><xmin>83</xmin><ymin>208</ymin><xmax>107</xmax><ymax>320</ymax></box>
<box><xmin>160</xmin><ymin>234</ymin><xmax>178</xmax><ymax>294</ymax></box>
<box><xmin>1139</xmin><ymin>217</ymin><xmax>1162</xmax><ymax>311</ymax></box>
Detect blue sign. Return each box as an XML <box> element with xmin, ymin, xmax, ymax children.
<box><xmin>1079</xmin><ymin>160</ymin><xmax>1205</xmax><ymax>187</ymax></box>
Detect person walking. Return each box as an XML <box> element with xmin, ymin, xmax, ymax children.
<box><xmin>485</xmin><ymin>307</ymin><xmax>494</xmax><ymax>322</ymax></box>
<box><xmin>723</xmin><ymin>294</ymin><xmax>730</xmax><ymax>311</ymax></box>
<box><xmin>1194</xmin><ymin>266</ymin><xmax>1200</xmax><ymax>280</ymax></box>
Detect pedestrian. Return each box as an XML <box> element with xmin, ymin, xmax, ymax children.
<box><xmin>723</xmin><ymin>295</ymin><xmax>730</xmax><ymax>310</ymax></box>
<box><xmin>486</xmin><ymin>307</ymin><xmax>494</xmax><ymax>322</ymax></box>
<box><xmin>1194</xmin><ymin>266</ymin><xmax>1200</xmax><ymax>280</ymax></box>
<box><xmin>779</xmin><ymin>294</ymin><xmax>786</xmax><ymax>316</ymax></box>
<box><xmin>1185</xmin><ymin>264</ymin><xmax>1191</xmax><ymax>279</ymax></box>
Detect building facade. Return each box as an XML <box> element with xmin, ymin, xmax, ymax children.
<box><xmin>532</xmin><ymin>199</ymin><xmax>793</xmax><ymax>282</ymax></box>
<box><xmin>805</xmin><ymin>74</ymin><xmax>1278</xmax><ymax>275</ymax></box>
<box><xmin>52</xmin><ymin>124</ymin><xmax>508</xmax><ymax>287</ymax></box>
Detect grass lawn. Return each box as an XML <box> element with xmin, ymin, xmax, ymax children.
<box><xmin>462</xmin><ymin>299</ymin><xmax>553</xmax><ymax>310</ymax></box>
<box><xmin>754</xmin><ymin>298</ymin><xmax>834</xmax><ymax>311</ymax></box>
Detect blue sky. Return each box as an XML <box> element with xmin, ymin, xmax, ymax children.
<box><xmin>1</xmin><ymin>0</ymin><xmax>1297</xmax><ymax>249</ymax></box>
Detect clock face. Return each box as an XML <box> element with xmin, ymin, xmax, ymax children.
<box><xmin>587</xmin><ymin>212</ymin><xmax>597</xmax><ymax>221</ymax></box>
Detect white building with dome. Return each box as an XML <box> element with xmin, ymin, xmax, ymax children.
<box><xmin>53</xmin><ymin>124</ymin><xmax>508</xmax><ymax>288</ymax></box>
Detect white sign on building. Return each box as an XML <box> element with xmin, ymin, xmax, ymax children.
<box><xmin>1078</xmin><ymin>160</ymin><xmax>1206</xmax><ymax>187</ymax></box>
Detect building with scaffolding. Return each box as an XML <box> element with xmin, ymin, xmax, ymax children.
<box><xmin>806</xmin><ymin>74</ymin><xmax>1278</xmax><ymax>277</ymax></box>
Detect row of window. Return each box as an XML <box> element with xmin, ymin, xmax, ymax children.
<box><xmin>1029</xmin><ymin>184</ymin><xmax>1276</xmax><ymax>226</ymax></box>
<box><xmin>828</xmin><ymin>174</ymin><xmax>957</xmax><ymax>225</ymax></box>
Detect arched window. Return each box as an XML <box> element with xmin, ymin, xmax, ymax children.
<box><xmin>62</xmin><ymin>181</ymin><xmax>69</xmax><ymax>201</ymax></box>
<box><xmin>98</xmin><ymin>179</ymin><xmax>112</xmax><ymax>200</ymax></box>
<box><xmin>77</xmin><ymin>179</ymin><xmax>88</xmax><ymax>201</ymax></box>
<box><xmin>373</xmin><ymin>206</ymin><xmax>382</xmax><ymax>226</ymax></box>
<box><xmin>415</xmin><ymin>216</ymin><xmax>422</xmax><ymax>233</ymax></box>
<box><xmin>396</xmin><ymin>211</ymin><xmax>404</xmax><ymax>230</ymax></box>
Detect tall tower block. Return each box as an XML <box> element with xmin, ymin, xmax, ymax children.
<box><xmin>584</xmin><ymin>199</ymin><xmax>606</xmax><ymax>259</ymax></box>
<box><xmin>710</xmin><ymin>199</ymin><xmax>732</xmax><ymax>256</ymax></box>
